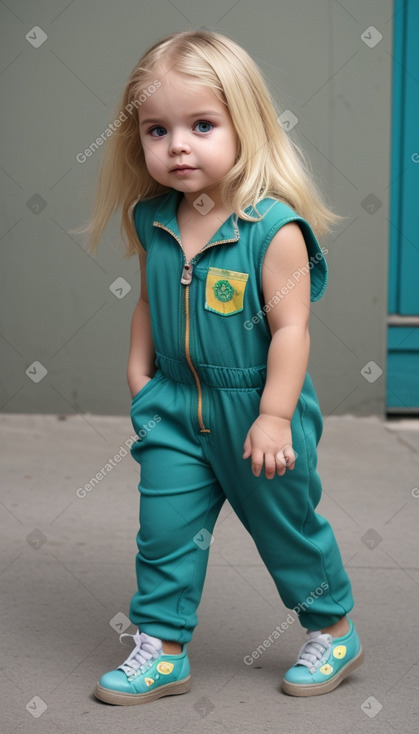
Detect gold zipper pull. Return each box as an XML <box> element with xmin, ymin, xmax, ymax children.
<box><xmin>181</xmin><ymin>263</ymin><xmax>193</xmax><ymax>285</ymax></box>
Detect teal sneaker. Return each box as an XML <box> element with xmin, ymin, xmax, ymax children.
<box><xmin>282</xmin><ymin>618</ymin><xmax>364</xmax><ymax>696</ymax></box>
<box><xmin>94</xmin><ymin>630</ymin><xmax>191</xmax><ymax>705</ymax></box>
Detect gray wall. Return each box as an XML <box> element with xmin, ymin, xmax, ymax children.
<box><xmin>1</xmin><ymin>0</ymin><xmax>393</xmax><ymax>416</ymax></box>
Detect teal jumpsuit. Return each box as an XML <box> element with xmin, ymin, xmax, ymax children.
<box><xmin>128</xmin><ymin>188</ymin><xmax>354</xmax><ymax>644</ymax></box>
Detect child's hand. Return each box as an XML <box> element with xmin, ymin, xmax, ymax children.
<box><xmin>242</xmin><ymin>413</ymin><xmax>295</xmax><ymax>479</ymax></box>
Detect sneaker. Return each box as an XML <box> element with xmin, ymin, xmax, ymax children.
<box><xmin>94</xmin><ymin>630</ymin><xmax>191</xmax><ymax>705</ymax></box>
<box><xmin>282</xmin><ymin>618</ymin><xmax>364</xmax><ymax>696</ymax></box>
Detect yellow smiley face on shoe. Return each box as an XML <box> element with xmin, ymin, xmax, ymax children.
<box><xmin>157</xmin><ymin>661</ymin><xmax>174</xmax><ymax>675</ymax></box>
<box><xmin>333</xmin><ymin>645</ymin><xmax>347</xmax><ymax>659</ymax></box>
<box><xmin>319</xmin><ymin>664</ymin><xmax>334</xmax><ymax>675</ymax></box>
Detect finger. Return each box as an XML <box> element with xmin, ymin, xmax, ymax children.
<box><xmin>243</xmin><ymin>435</ymin><xmax>251</xmax><ymax>459</ymax></box>
<box><xmin>251</xmin><ymin>449</ymin><xmax>264</xmax><ymax>477</ymax></box>
<box><xmin>264</xmin><ymin>453</ymin><xmax>276</xmax><ymax>480</ymax></box>
<box><xmin>283</xmin><ymin>445</ymin><xmax>295</xmax><ymax>471</ymax></box>
<box><xmin>275</xmin><ymin>451</ymin><xmax>288</xmax><ymax>476</ymax></box>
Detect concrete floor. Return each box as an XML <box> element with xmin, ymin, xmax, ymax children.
<box><xmin>1</xmin><ymin>412</ymin><xmax>418</xmax><ymax>734</ymax></box>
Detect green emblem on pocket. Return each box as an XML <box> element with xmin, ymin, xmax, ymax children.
<box><xmin>213</xmin><ymin>279</ymin><xmax>235</xmax><ymax>302</ymax></box>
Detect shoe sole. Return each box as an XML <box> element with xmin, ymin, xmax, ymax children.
<box><xmin>281</xmin><ymin>646</ymin><xmax>365</xmax><ymax>697</ymax></box>
<box><xmin>93</xmin><ymin>675</ymin><xmax>191</xmax><ymax>705</ymax></box>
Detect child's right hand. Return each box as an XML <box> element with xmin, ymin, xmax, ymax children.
<box><xmin>242</xmin><ymin>413</ymin><xmax>296</xmax><ymax>479</ymax></box>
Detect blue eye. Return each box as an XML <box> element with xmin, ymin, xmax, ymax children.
<box><xmin>149</xmin><ymin>126</ymin><xmax>166</xmax><ymax>137</ymax></box>
<box><xmin>195</xmin><ymin>121</ymin><xmax>213</xmax><ymax>133</ymax></box>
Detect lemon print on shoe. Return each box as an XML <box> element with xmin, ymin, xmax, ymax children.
<box><xmin>333</xmin><ymin>645</ymin><xmax>347</xmax><ymax>659</ymax></box>
<box><xmin>319</xmin><ymin>664</ymin><xmax>333</xmax><ymax>675</ymax></box>
<box><xmin>144</xmin><ymin>677</ymin><xmax>155</xmax><ymax>687</ymax></box>
<box><xmin>157</xmin><ymin>661</ymin><xmax>174</xmax><ymax>675</ymax></box>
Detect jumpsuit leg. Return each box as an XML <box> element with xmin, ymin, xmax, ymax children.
<box><xmin>204</xmin><ymin>374</ymin><xmax>354</xmax><ymax>631</ymax></box>
<box><xmin>129</xmin><ymin>372</ymin><xmax>226</xmax><ymax>644</ymax></box>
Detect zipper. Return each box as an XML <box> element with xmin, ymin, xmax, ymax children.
<box><xmin>182</xmin><ymin>266</ymin><xmax>209</xmax><ymax>433</ymax></box>
<box><xmin>153</xmin><ymin>220</ymin><xmax>239</xmax><ymax>434</ymax></box>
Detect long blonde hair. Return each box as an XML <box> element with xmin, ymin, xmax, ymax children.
<box><xmin>80</xmin><ymin>29</ymin><xmax>342</xmax><ymax>257</ymax></box>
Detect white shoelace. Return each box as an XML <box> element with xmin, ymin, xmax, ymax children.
<box><xmin>295</xmin><ymin>631</ymin><xmax>333</xmax><ymax>672</ymax></box>
<box><xmin>117</xmin><ymin>631</ymin><xmax>162</xmax><ymax>677</ymax></box>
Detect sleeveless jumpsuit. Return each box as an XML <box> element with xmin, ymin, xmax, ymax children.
<box><xmin>128</xmin><ymin>188</ymin><xmax>354</xmax><ymax>644</ymax></box>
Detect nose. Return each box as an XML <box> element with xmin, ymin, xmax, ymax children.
<box><xmin>168</xmin><ymin>129</ymin><xmax>191</xmax><ymax>155</ymax></box>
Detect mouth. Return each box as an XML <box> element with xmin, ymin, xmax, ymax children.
<box><xmin>170</xmin><ymin>165</ymin><xmax>197</xmax><ymax>172</ymax></box>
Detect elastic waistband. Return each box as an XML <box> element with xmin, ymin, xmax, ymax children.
<box><xmin>155</xmin><ymin>352</ymin><xmax>267</xmax><ymax>390</ymax></box>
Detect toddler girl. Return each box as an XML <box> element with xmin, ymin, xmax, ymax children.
<box><xmin>84</xmin><ymin>29</ymin><xmax>364</xmax><ymax>704</ymax></box>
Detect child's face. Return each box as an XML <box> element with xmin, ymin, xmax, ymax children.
<box><xmin>138</xmin><ymin>71</ymin><xmax>238</xmax><ymax>201</ymax></box>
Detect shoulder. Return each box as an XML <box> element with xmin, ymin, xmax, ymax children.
<box><xmin>247</xmin><ymin>197</ymin><xmax>298</xmax><ymax>223</ymax></box>
<box><xmin>246</xmin><ymin>197</ymin><xmax>311</xmax><ymax>245</ymax></box>
<box><xmin>133</xmin><ymin>192</ymin><xmax>172</xmax><ymax>251</ymax></box>
<box><xmin>134</xmin><ymin>191</ymin><xmax>171</xmax><ymax>222</ymax></box>
<box><xmin>262</xmin><ymin>221</ymin><xmax>310</xmax><ymax>279</ymax></box>
<box><xmin>255</xmin><ymin>198</ymin><xmax>328</xmax><ymax>303</ymax></box>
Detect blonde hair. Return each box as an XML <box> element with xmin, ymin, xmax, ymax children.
<box><xmin>80</xmin><ymin>29</ymin><xmax>342</xmax><ymax>257</ymax></box>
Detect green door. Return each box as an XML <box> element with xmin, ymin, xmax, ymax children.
<box><xmin>387</xmin><ymin>0</ymin><xmax>419</xmax><ymax>413</ymax></box>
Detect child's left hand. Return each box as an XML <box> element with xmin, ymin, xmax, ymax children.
<box><xmin>242</xmin><ymin>413</ymin><xmax>295</xmax><ymax>479</ymax></box>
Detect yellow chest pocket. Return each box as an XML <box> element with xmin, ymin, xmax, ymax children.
<box><xmin>204</xmin><ymin>267</ymin><xmax>249</xmax><ymax>316</ymax></box>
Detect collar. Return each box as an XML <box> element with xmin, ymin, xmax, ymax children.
<box><xmin>152</xmin><ymin>189</ymin><xmax>240</xmax><ymax>246</ymax></box>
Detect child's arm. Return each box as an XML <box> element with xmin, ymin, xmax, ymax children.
<box><xmin>127</xmin><ymin>245</ymin><xmax>156</xmax><ymax>398</ymax></box>
<box><xmin>243</xmin><ymin>222</ymin><xmax>311</xmax><ymax>479</ymax></box>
